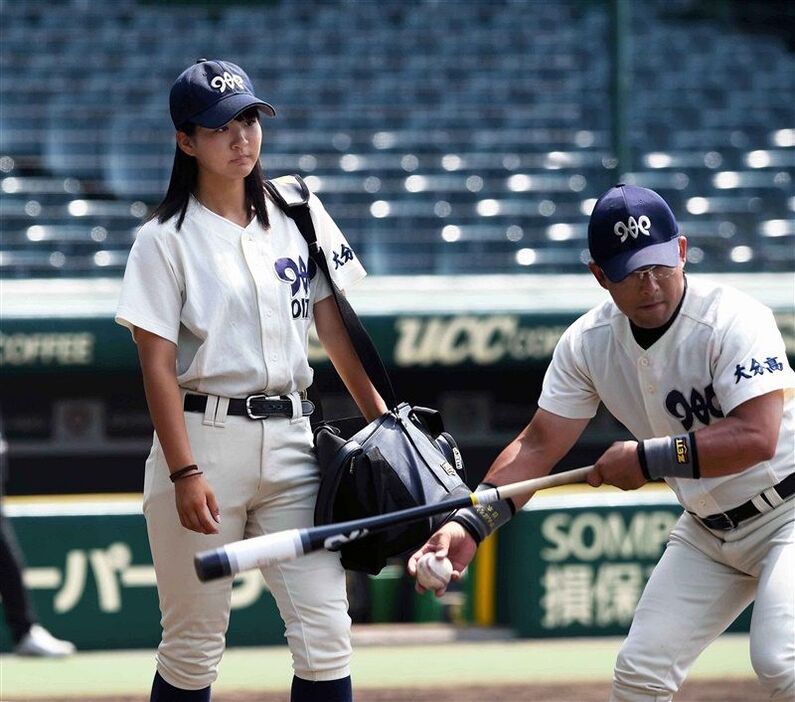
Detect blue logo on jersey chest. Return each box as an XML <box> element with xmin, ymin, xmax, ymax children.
<box><xmin>665</xmin><ymin>383</ymin><xmax>724</xmax><ymax>431</ymax></box>
<box><xmin>275</xmin><ymin>255</ymin><xmax>316</xmax><ymax>319</ymax></box>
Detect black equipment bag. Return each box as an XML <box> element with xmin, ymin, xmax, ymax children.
<box><xmin>264</xmin><ymin>175</ymin><xmax>469</xmax><ymax>574</ymax></box>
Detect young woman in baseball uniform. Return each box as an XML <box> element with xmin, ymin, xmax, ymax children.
<box><xmin>116</xmin><ymin>59</ymin><xmax>385</xmax><ymax>702</ymax></box>
<box><xmin>411</xmin><ymin>184</ymin><xmax>795</xmax><ymax>701</ymax></box>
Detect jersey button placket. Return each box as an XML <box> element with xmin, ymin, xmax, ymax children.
<box><xmin>638</xmin><ymin>356</ymin><xmax>659</xmax><ymax>406</ymax></box>
<box><xmin>257</xmin><ymin>241</ymin><xmax>286</xmax><ymax>389</ymax></box>
<box><xmin>242</xmin><ymin>235</ymin><xmax>273</xmax><ymax>391</ymax></box>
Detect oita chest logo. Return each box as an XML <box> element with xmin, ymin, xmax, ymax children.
<box><xmin>665</xmin><ymin>383</ymin><xmax>723</xmax><ymax>431</ymax></box>
<box><xmin>275</xmin><ymin>256</ymin><xmax>317</xmax><ymax>319</ymax></box>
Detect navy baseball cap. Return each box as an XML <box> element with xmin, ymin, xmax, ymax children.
<box><xmin>169</xmin><ymin>59</ymin><xmax>276</xmax><ymax>130</ymax></box>
<box><xmin>587</xmin><ymin>183</ymin><xmax>680</xmax><ymax>282</ymax></box>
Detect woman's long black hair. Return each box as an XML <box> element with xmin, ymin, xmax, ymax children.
<box><xmin>148</xmin><ymin>107</ymin><xmax>269</xmax><ymax>230</ymax></box>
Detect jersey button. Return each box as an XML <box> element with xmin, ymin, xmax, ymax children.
<box><xmin>640</xmin><ymin>357</ymin><xmax>649</xmax><ymax>367</ymax></box>
<box><xmin>265</xmin><ymin>309</ymin><xmax>273</xmax><ymax>317</ymax></box>
<box><xmin>646</xmin><ymin>384</ymin><xmax>655</xmax><ymax>393</ymax></box>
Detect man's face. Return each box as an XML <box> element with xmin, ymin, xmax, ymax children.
<box><xmin>589</xmin><ymin>237</ymin><xmax>688</xmax><ymax>329</ymax></box>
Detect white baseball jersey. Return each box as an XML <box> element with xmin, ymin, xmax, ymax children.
<box><xmin>116</xmin><ymin>192</ymin><xmax>365</xmax><ymax>398</ymax></box>
<box><xmin>539</xmin><ymin>277</ymin><xmax>795</xmax><ymax>516</ymax></box>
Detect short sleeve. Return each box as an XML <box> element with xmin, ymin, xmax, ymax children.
<box><xmin>115</xmin><ymin>223</ymin><xmax>183</xmax><ymax>344</ymax></box>
<box><xmin>309</xmin><ymin>193</ymin><xmax>367</xmax><ymax>301</ymax></box>
<box><xmin>537</xmin><ymin>323</ymin><xmax>601</xmax><ymax>419</ymax></box>
<box><xmin>712</xmin><ymin>302</ymin><xmax>795</xmax><ymax>415</ymax></box>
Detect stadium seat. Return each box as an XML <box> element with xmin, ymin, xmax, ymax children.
<box><xmin>0</xmin><ymin>0</ymin><xmax>792</xmax><ymax>276</ymax></box>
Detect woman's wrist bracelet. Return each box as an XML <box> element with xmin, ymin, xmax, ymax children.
<box><xmin>637</xmin><ymin>433</ymin><xmax>700</xmax><ymax>480</ymax></box>
<box><xmin>169</xmin><ymin>464</ymin><xmax>202</xmax><ymax>483</ymax></box>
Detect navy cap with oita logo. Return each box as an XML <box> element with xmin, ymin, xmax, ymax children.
<box><xmin>587</xmin><ymin>183</ymin><xmax>680</xmax><ymax>282</ymax></box>
<box><xmin>169</xmin><ymin>59</ymin><xmax>276</xmax><ymax>130</ymax></box>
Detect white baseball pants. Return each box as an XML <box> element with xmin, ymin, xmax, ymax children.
<box><xmin>610</xmin><ymin>496</ymin><xmax>795</xmax><ymax>701</ymax></box>
<box><xmin>142</xmin><ymin>396</ymin><xmax>352</xmax><ymax>690</ymax></box>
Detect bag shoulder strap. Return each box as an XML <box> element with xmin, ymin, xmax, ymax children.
<box><xmin>264</xmin><ymin>175</ymin><xmax>397</xmax><ymax>410</ymax></box>
<box><xmin>265</xmin><ymin>174</ymin><xmax>310</xmax><ymax>208</ymax></box>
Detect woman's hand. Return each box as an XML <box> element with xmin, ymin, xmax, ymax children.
<box><xmin>174</xmin><ymin>474</ymin><xmax>221</xmax><ymax>534</ymax></box>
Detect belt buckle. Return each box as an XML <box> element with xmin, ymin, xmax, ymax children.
<box><xmin>245</xmin><ymin>394</ymin><xmax>270</xmax><ymax>420</ymax></box>
<box><xmin>707</xmin><ymin>512</ymin><xmax>737</xmax><ymax>530</ymax></box>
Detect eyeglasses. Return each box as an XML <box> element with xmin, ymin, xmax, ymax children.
<box><xmin>621</xmin><ymin>265</ymin><xmax>680</xmax><ymax>285</ymax></box>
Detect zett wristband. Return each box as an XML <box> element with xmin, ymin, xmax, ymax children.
<box><xmin>641</xmin><ymin>434</ymin><xmax>700</xmax><ymax>480</ymax></box>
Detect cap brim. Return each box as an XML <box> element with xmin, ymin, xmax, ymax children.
<box><xmin>191</xmin><ymin>93</ymin><xmax>276</xmax><ymax>129</ymax></box>
<box><xmin>600</xmin><ymin>237</ymin><xmax>680</xmax><ymax>282</ymax></box>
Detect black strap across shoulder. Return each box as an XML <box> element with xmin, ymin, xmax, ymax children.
<box><xmin>264</xmin><ymin>175</ymin><xmax>397</xmax><ymax>414</ymax></box>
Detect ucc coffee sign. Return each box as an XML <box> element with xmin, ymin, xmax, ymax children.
<box><xmin>307</xmin><ymin>313</ymin><xmax>573</xmax><ymax>368</ymax></box>
<box><xmin>3</xmin><ymin>310</ymin><xmax>793</xmax><ymax>372</ymax></box>
<box><xmin>393</xmin><ymin>316</ymin><xmax>569</xmax><ymax>366</ymax></box>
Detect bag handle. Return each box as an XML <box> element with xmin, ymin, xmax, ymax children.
<box><xmin>264</xmin><ymin>175</ymin><xmax>398</xmax><ymax>411</ymax></box>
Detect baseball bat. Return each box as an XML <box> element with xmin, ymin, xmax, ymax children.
<box><xmin>194</xmin><ymin>465</ymin><xmax>593</xmax><ymax>582</ymax></box>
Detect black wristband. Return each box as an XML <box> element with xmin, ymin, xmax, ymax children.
<box><xmin>450</xmin><ymin>482</ymin><xmax>515</xmax><ymax>545</ymax></box>
<box><xmin>450</xmin><ymin>514</ymin><xmax>484</xmax><ymax>545</ymax></box>
<box><xmin>637</xmin><ymin>442</ymin><xmax>651</xmax><ymax>480</ymax></box>
<box><xmin>688</xmin><ymin>431</ymin><xmax>701</xmax><ymax>479</ymax></box>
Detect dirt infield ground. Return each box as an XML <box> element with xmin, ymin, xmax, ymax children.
<box><xmin>34</xmin><ymin>679</ymin><xmax>767</xmax><ymax>702</ymax></box>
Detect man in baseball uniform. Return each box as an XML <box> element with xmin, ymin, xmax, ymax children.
<box><xmin>410</xmin><ymin>184</ymin><xmax>795</xmax><ymax>701</ymax></box>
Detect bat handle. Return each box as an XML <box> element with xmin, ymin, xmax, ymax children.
<box><xmin>194</xmin><ymin>529</ymin><xmax>306</xmax><ymax>582</ymax></box>
<box><xmin>481</xmin><ymin>465</ymin><xmax>594</xmax><ymax>504</ymax></box>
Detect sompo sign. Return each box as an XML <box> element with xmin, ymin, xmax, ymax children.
<box><xmin>540</xmin><ymin>510</ymin><xmax>677</xmax><ymax>561</ymax></box>
<box><xmin>500</xmin><ymin>496</ymin><xmax>753</xmax><ymax>637</ymax></box>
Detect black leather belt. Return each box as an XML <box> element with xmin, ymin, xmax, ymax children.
<box><xmin>184</xmin><ymin>393</ymin><xmax>314</xmax><ymax>420</ymax></box>
<box><xmin>695</xmin><ymin>472</ymin><xmax>795</xmax><ymax>530</ymax></box>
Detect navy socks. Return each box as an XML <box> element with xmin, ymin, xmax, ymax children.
<box><xmin>291</xmin><ymin>675</ymin><xmax>352</xmax><ymax>702</ymax></box>
<box><xmin>150</xmin><ymin>671</ymin><xmax>211</xmax><ymax>701</ymax></box>
<box><xmin>149</xmin><ymin>670</ymin><xmax>351</xmax><ymax>701</ymax></box>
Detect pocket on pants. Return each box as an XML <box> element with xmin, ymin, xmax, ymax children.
<box><xmin>142</xmin><ymin>436</ymin><xmax>168</xmax><ymax>515</ymax></box>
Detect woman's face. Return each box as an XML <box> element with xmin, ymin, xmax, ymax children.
<box><xmin>178</xmin><ymin>112</ymin><xmax>262</xmax><ymax>182</ymax></box>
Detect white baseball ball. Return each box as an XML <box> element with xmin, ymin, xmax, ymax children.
<box><xmin>416</xmin><ymin>552</ymin><xmax>453</xmax><ymax>591</ymax></box>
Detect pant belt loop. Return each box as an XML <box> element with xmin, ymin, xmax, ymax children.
<box><xmin>214</xmin><ymin>396</ymin><xmax>230</xmax><ymax>428</ymax></box>
<box><xmin>762</xmin><ymin>485</ymin><xmax>785</xmax><ymax>508</ymax></box>
<box><xmin>750</xmin><ymin>493</ymin><xmax>773</xmax><ymax>514</ymax></box>
<box><xmin>287</xmin><ymin>392</ymin><xmax>303</xmax><ymax>423</ymax></box>
<box><xmin>202</xmin><ymin>395</ymin><xmax>219</xmax><ymax>427</ymax></box>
